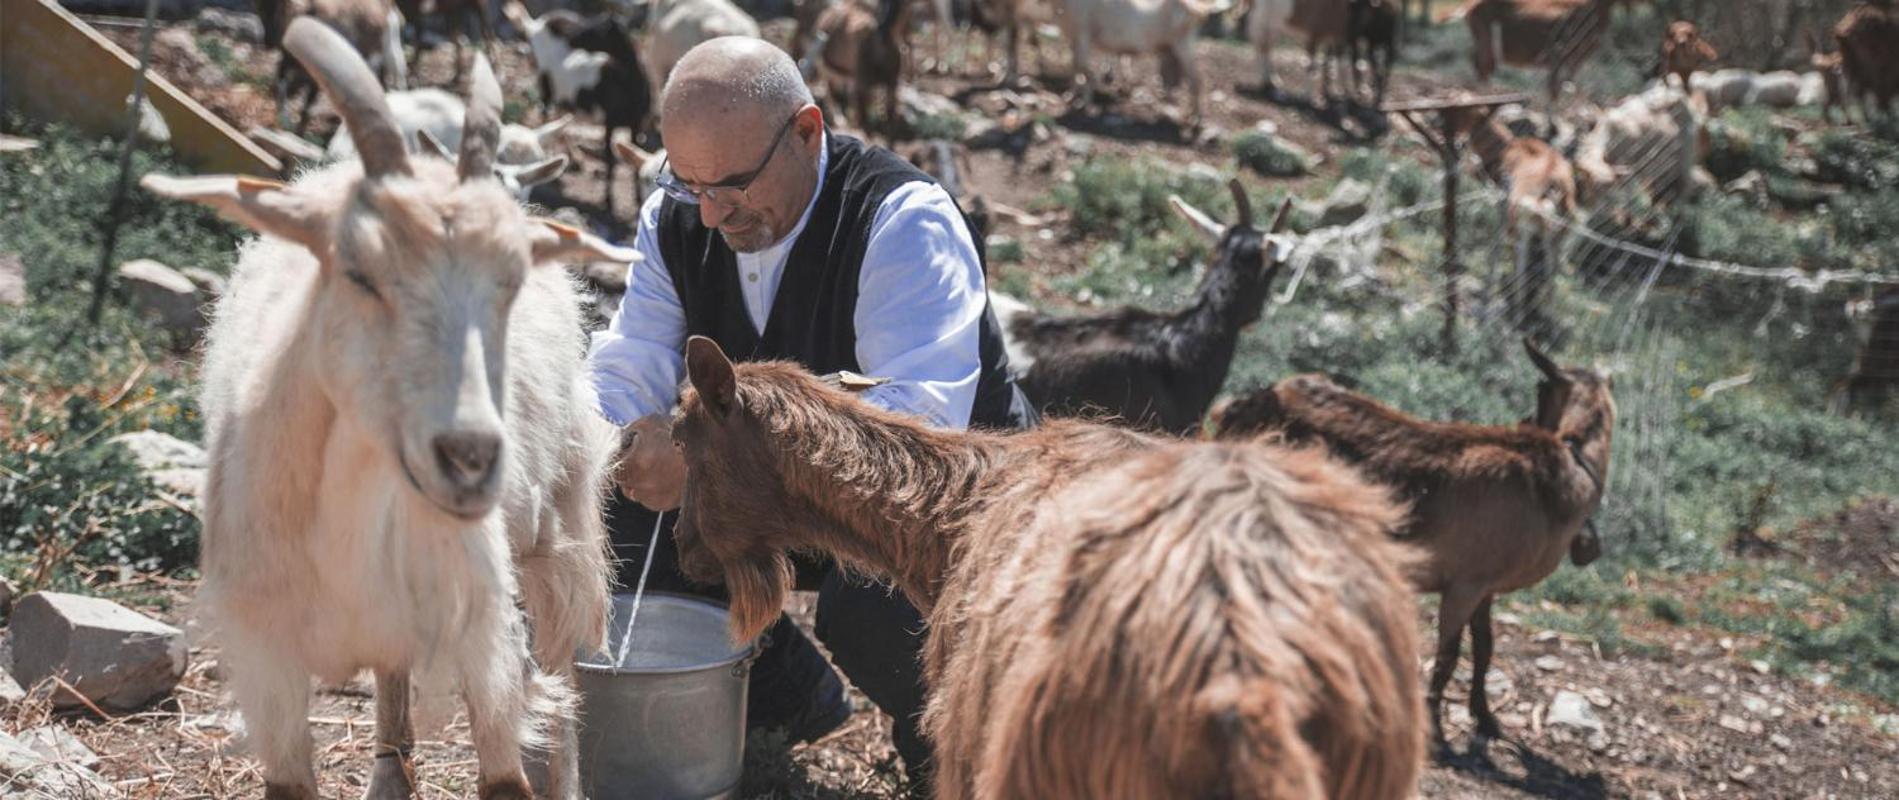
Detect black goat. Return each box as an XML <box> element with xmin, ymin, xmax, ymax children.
<box><xmin>1349</xmin><ymin>0</ymin><xmax>1398</xmax><ymax>104</ymax></box>
<box><xmin>509</xmin><ymin>4</ymin><xmax>652</xmax><ymax>219</ymax></box>
<box><xmin>997</xmin><ymin>180</ymin><xmax>1295</xmax><ymax>435</ymax></box>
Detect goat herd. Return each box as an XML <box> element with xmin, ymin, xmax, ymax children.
<box><xmin>125</xmin><ymin>0</ymin><xmax>1898</xmax><ymax>797</ymax></box>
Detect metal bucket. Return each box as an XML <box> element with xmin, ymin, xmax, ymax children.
<box><xmin>576</xmin><ymin>593</ymin><xmax>753</xmax><ymax>800</ymax></box>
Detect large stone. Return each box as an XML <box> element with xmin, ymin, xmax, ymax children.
<box><xmin>117</xmin><ymin>260</ymin><xmax>206</xmax><ymax>346</ymax></box>
<box><xmin>0</xmin><ymin>672</ymin><xmax>24</xmax><ymax>707</ymax></box>
<box><xmin>108</xmin><ymin>431</ymin><xmax>207</xmax><ymax>508</ymax></box>
<box><xmin>0</xmin><ymin>729</ymin><xmax>116</xmax><ymax>798</ymax></box>
<box><xmin>9</xmin><ymin>592</ymin><xmax>187</xmax><ymax>712</ymax></box>
<box><xmin>0</xmin><ymin>253</ymin><xmax>23</xmax><ymax>307</ymax></box>
<box><xmin>17</xmin><ymin>727</ymin><xmax>99</xmax><ymax>771</ymax></box>
<box><xmin>1547</xmin><ymin>689</ymin><xmax>1605</xmax><ymax>735</ymax></box>
<box><xmin>1315</xmin><ymin>178</ymin><xmax>1373</xmax><ymax>228</ymax></box>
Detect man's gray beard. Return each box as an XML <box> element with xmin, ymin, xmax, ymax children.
<box><xmin>720</xmin><ymin>229</ymin><xmax>773</xmax><ymax>254</ymax></box>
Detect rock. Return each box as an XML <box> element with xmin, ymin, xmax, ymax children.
<box><xmin>1534</xmin><ymin>655</ymin><xmax>1565</xmax><ymax>671</ymax></box>
<box><xmin>1724</xmin><ymin>170</ymin><xmax>1769</xmax><ymax>205</ymax></box>
<box><xmin>0</xmin><ymin>729</ymin><xmax>116</xmax><ymax>798</ymax></box>
<box><xmin>0</xmin><ymin>253</ymin><xmax>23</xmax><ymax>307</ymax></box>
<box><xmin>194</xmin><ymin>7</ymin><xmax>265</xmax><ymax>42</ymax></box>
<box><xmin>1315</xmin><ymin>178</ymin><xmax>1372</xmax><ymax>227</ymax></box>
<box><xmin>108</xmin><ymin>430</ymin><xmax>207</xmax><ymax>508</ymax></box>
<box><xmin>1769</xmin><ymin>733</ymin><xmax>1793</xmax><ymax>751</ymax></box>
<box><xmin>0</xmin><ymin>672</ymin><xmax>24</xmax><ymax>706</ymax></box>
<box><xmin>898</xmin><ymin>87</ymin><xmax>962</xmax><ymax>119</ymax></box>
<box><xmin>18</xmin><ymin>727</ymin><xmax>99</xmax><ymax>771</ymax></box>
<box><xmin>128</xmin><ymin>94</ymin><xmax>172</xmax><ymax>145</ymax></box>
<box><xmin>0</xmin><ymin>134</ymin><xmax>39</xmax><ymax>154</ymax></box>
<box><xmin>1547</xmin><ymin>690</ymin><xmax>1605</xmax><ymax>735</ymax></box>
<box><xmin>9</xmin><ymin>592</ymin><xmax>187</xmax><ymax>712</ymax></box>
<box><xmin>1234</xmin><ymin>128</ymin><xmax>1310</xmax><ymax>178</ymax></box>
<box><xmin>117</xmin><ymin>259</ymin><xmax>208</xmax><ymax>346</ymax></box>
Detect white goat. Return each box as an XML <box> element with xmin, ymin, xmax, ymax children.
<box><xmin>642</xmin><ymin>0</ymin><xmax>761</xmax><ymax>101</ymax></box>
<box><xmin>1056</xmin><ymin>0</ymin><xmax>1231</xmax><ymax>128</ymax></box>
<box><xmin>326</xmin><ymin>88</ymin><xmax>572</xmax><ymax>200</ymax></box>
<box><xmin>611</xmin><ymin>140</ymin><xmax>667</xmax><ymax>203</ymax></box>
<box><xmin>1244</xmin><ymin>0</ymin><xmax>1293</xmax><ymax>93</ymax></box>
<box><xmin>143</xmin><ymin>19</ymin><xmax>627</xmax><ymax>800</ymax></box>
<box><xmin>506</xmin><ymin>6</ymin><xmax>613</xmax><ymax>112</ymax></box>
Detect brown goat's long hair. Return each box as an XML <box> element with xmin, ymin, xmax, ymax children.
<box><xmin>673</xmin><ymin>338</ymin><xmax>1425</xmax><ymax>799</ymax></box>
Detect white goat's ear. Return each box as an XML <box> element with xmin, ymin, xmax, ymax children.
<box><xmin>613</xmin><ymin>140</ymin><xmax>655</xmax><ymax>168</ymax></box>
<box><xmin>685</xmin><ymin>336</ymin><xmax>737</xmax><ymax>419</ymax></box>
<box><xmin>535</xmin><ymin>115</ymin><xmax>572</xmax><ymax>145</ymax></box>
<box><xmin>527</xmin><ymin>218</ymin><xmax>637</xmax><ymax>265</ymax></box>
<box><xmin>1169</xmin><ymin>195</ymin><xmax>1224</xmax><ymax>240</ymax></box>
<box><xmin>514</xmin><ymin>155</ymin><xmax>568</xmax><ymax>189</ymax></box>
<box><xmin>142</xmin><ymin>173</ymin><xmax>326</xmax><ymax>250</ymax></box>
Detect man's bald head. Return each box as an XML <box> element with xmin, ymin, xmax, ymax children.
<box><xmin>661</xmin><ymin>37</ymin><xmax>813</xmax><ymax>125</ymax></box>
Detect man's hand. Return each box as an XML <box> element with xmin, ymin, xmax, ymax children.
<box><xmin>613</xmin><ymin>413</ymin><xmax>685</xmax><ymax>511</ymax></box>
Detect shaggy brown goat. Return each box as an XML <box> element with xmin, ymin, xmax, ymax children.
<box><xmin>1659</xmin><ymin>20</ymin><xmax>1717</xmax><ymax>90</ymax></box>
<box><xmin>665</xmin><ymin>337</ymin><xmax>1426</xmax><ymax>799</ymax></box>
<box><xmin>1456</xmin><ymin>0</ymin><xmax>1632</xmax><ymax>107</ymax></box>
<box><xmin>1808</xmin><ymin>29</ymin><xmax>1852</xmax><ymax>123</ymax></box>
<box><xmin>808</xmin><ymin>0</ymin><xmax>913</xmax><ymax>139</ymax></box>
<box><xmin>1211</xmin><ymin>340</ymin><xmax>1615</xmax><ymax>749</ymax></box>
<box><xmin>1835</xmin><ymin>1</ymin><xmax>1899</xmax><ymax>118</ymax></box>
<box><xmin>1447</xmin><ymin>105</ymin><xmax>1577</xmax><ymax>333</ymax></box>
<box><xmin>995</xmin><ymin>180</ymin><xmax>1295</xmax><ymax>435</ymax></box>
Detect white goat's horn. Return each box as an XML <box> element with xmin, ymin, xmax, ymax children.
<box><xmin>459</xmin><ymin>55</ymin><xmax>504</xmax><ymax>183</ymax></box>
<box><xmin>1169</xmin><ymin>195</ymin><xmax>1224</xmax><ymax>239</ymax></box>
<box><xmin>1227</xmin><ymin>179</ymin><xmax>1254</xmax><ymax>228</ymax></box>
<box><xmin>284</xmin><ymin>17</ymin><xmax>408</xmax><ymax>178</ymax></box>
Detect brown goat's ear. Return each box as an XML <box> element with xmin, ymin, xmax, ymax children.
<box><xmin>686</xmin><ymin>336</ymin><xmax>738</xmax><ymax>418</ymax></box>
<box><xmin>1267</xmin><ymin>197</ymin><xmax>1295</xmax><ymax>234</ymax></box>
<box><xmin>1523</xmin><ymin>338</ymin><xmax>1565</xmax><ymax>382</ymax></box>
<box><xmin>527</xmin><ymin>219</ymin><xmax>638</xmax><ymax>265</ymax></box>
<box><xmin>142</xmin><ymin>174</ymin><xmax>327</xmax><ymax>252</ymax></box>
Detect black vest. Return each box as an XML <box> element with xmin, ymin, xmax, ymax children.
<box><xmin>654</xmin><ymin>133</ymin><xmax>1032</xmax><ymax>431</ymax></box>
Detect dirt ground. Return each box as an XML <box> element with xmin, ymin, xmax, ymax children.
<box><xmin>34</xmin><ymin>11</ymin><xmax>1898</xmax><ymax>800</ymax></box>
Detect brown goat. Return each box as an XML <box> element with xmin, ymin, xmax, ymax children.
<box><xmin>1835</xmin><ymin>1</ymin><xmax>1899</xmax><ymax>118</ymax></box>
<box><xmin>1448</xmin><ymin>106</ymin><xmax>1577</xmax><ymax>331</ymax></box>
<box><xmin>1808</xmin><ymin>28</ymin><xmax>1852</xmax><ymax>123</ymax></box>
<box><xmin>1211</xmin><ymin>340</ymin><xmax>1615</xmax><ymax>749</ymax></box>
<box><xmin>1834</xmin><ymin>287</ymin><xmax>1899</xmax><ymax>416</ymax></box>
<box><xmin>666</xmin><ymin>337</ymin><xmax>1426</xmax><ymax>799</ymax></box>
<box><xmin>808</xmin><ymin>0</ymin><xmax>913</xmax><ymax>139</ymax></box>
<box><xmin>1659</xmin><ymin>20</ymin><xmax>1717</xmax><ymax>90</ymax></box>
<box><xmin>1457</xmin><ymin>0</ymin><xmax>1630</xmax><ymax>106</ymax></box>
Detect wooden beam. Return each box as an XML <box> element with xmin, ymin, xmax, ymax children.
<box><xmin>1</xmin><ymin>0</ymin><xmax>280</xmax><ymax>175</ymax></box>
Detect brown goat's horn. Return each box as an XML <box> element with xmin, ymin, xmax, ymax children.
<box><xmin>1227</xmin><ymin>179</ymin><xmax>1254</xmax><ymax>228</ymax></box>
<box><xmin>284</xmin><ymin>18</ymin><xmax>408</xmax><ymax>178</ymax></box>
<box><xmin>1523</xmin><ymin>337</ymin><xmax>1565</xmax><ymax>381</ymax></box>
<box><xmin>459</xmin><ymin>54</ymin><xmax>503</xmax><ymax>184</ymax></box>
<box><xmin>1268</xmin><ymin>197</ymin><xmax>1294</xmax><ymax>234</ymax></box>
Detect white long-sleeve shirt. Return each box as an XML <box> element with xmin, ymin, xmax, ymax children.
<box><xmin>587</xmin><ymin>135</ymin><xmax>987</xmax><ymax>430</ymax></box>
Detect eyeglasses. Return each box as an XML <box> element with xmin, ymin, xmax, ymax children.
<box><xmin>655</xmin><ymin>112</ymin><xmax>801</xmax><ymax>206</ymax></box>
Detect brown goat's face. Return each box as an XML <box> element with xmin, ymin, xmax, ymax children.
<box><xmin>1526</xmin><ymin>344</ymin><xmax>1617</xmax><ymax>487</ymax></box>
<box><xmin>676</xmin><ymin>337</ymin><xmax>804</xmax><ymax>642</ymax></box>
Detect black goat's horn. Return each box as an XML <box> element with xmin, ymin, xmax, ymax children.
<box><xmin>286</xmin><ymin>18</ymin><xmax>409</xmax><ymax>178</ymax></box>
<box><xmin>1268</xmin><ymin>197</ymin><xmax>1294</xmax><ymax>234</ymax></box>
<box><xmin>459</xmin><ymin>54</ymin><xmax>503</xmax><ymax>183</ymax></box>
<box><xmin>1227</xmin><ymin>179</ymin><xmax>1254</xmax><ymax>228</ymax></box>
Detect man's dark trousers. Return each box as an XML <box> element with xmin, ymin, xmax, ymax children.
<box><xmin>605</xmin><ymin>492</ymin><xmax>934</xmax><ymax>789</ymax></box>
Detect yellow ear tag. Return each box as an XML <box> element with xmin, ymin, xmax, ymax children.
<box><xmin>821</xmin><ymin>371</ymin><xmax>892</xmax><ymax>393</ymax></box>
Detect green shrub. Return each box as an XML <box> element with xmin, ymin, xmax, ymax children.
<box><xmin>1232</xmin><ymin>131</ymin><xmax>1308</xmax><ymax>178</ymax></box>
<box><xmin>910</xmin><ymin>112</ymin><xmax>968</xmax><ymax>142</ymax></box>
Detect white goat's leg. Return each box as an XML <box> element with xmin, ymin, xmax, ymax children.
<box><xmin>463</xmin><ymin>622</ymin><xmax>536</xmax><ymax>799</ymax></box>
<box><xmin>363</xmin><ymin>670</ymin><xmax>417</xmax><ymax>800</ymax></box>
<box><xmin>226</xmin><ymin>646</ymin><xmax>318</xmax><ymax>799</ymax></box>
<box><xmin>1182</xmin><ymin>44</ymin><xmax>1203</xmax><ymax>130</ymax></box>
<box><xmin>1069</xmin><ymin>33</ymin><xmax>1093</xmax><ymax>111</ymax></box>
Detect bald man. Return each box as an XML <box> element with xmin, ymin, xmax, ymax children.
<box><xmin>587</xmin><ymin>37</ymin><xmax>1033</xmax><ymax>788</ymax></box>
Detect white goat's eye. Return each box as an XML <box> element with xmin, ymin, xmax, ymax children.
<box><xmin>343</xmin><ymin>270</ymin><xmax>381</xmax><ymax>299</ymax></box>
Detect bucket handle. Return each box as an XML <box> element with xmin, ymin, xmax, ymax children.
<box><xmin>732</xmin><ymin>638</ymin><xmax>763</xmax><ymax>679</ymax></box>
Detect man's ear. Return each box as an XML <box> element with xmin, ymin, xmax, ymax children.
<box><xmin>527</xmin><ymin>218</ymin><xmax>637</xmax><ymax>265</ymax></box>
<box><xmin>142</xmin><ymin>174</ymin><xmax>328</xmax><ymax>252</ymax></box>
<box><xmin>686</xmin><ymin>335</ymin><xmax>737</xmax><ymax>418</ymax></box>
